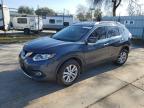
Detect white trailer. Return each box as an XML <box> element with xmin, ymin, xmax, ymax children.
<box><xmin>42</xmin><ymin>15</ymin><xmax>79</xmax><ymax>30</ymax></box>
<box><xmin>12</xmin><ymin>16</ymin><xmax>43</xmax><ymax>34</ymax></box>
<box><xmin>0</xmin><ymin>4</ymin><xmax>10</xmax><ymax>31</ymax></box>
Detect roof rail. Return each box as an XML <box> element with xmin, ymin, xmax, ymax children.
<box><xmin>98</xmin><ymin>21</ymin><xmax>123</xmax><ymax>25</ymax></box>
<box><xmin>98</xmin><ymin>21</ymin><xmax>117</xmax><ymax>24</ymax></box>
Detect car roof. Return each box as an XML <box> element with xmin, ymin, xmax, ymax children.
<box><xmin>73</xmin><ymin>21</ymin><xmax>123</xmax><ymax>27</ymax></box>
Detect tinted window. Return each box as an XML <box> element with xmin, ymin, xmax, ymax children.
<box><xmin>49</xmin><ymin>19</ymin><xmax>55</xmax><ymax>24</ymax></box>
<box><xmin>64</xmin><ymin>22</ymin><xmax>69</xmax><ymax>26</ymax></box>
<box><xmin>118</xmin><ymin>27</ymin><xmax>124</xmax><ymax>34</ymax></box>
<box><xmin>107</xmin><ymin>26</ymin><xmax>120</xmax><ymax>38</ymax></box>
<box><xmin>56</xmin><ymin>20</ymin><xmax>62</xmax><ymax>23</ymax></box>
<box><xmin>17</xmin><ymin>18</ymin><xmax>27</xmax><ymax>24</ymax></box>
<box><xmin>124</xmin><ymin>20</ymin><xmax>134</xmax><ymax>25</ymax></box>
<box><xmin>130</xmin><ymin>20</ymin><xmax>134</xmax><ymax>24</ymax></box>
<box><xmin>90</xmin><ymin>27</ymin><xmax>107</xmax><ymax>40</ymax></box>
<box><xmin>53</xmin><ymin>25</ymin><xmax>92</xmax><ymax>42</ymax></box>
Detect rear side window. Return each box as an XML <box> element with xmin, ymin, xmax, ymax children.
<box><xmin>64</xmin><ymin>22</ymin><xmax>69</xmax><ymax>27</ymax></box>
<box><xmin>49</xmin><ymin>19</ymin><xmax>55</xmax><ymax>24</ymax></box>
<box><xmin>17</xmin><ymin>18</ymin><xmax>27</xmax><ymax>24</ymax></box>
<box><xmin>90</xmin><ymin>27</ymin><xmax>107</xmax><ymax>40</ymax></box>
<box><xmin>56</xmin><ymin>20</ymin><xmax>62</xmax><ymax>23</ymax></box>
<box><xmin>107</xmin><ymin>26</ymin><xmax>120</xmax><ymax>38</ymax></box>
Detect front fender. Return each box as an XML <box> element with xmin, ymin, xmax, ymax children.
<box><xmin>55</xmin><ymin>52</ymin><xmax>86</xmax><ymax>75</ymax></box>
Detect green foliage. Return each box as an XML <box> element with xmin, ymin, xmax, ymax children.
<box><xmin>85</xmin><ymin>12</ymin><xmax>92</xmax><ymax>20</ymax></box>
<box><xmin>88</xmin><ymin>0</ymin><xmax>122</xmax><ymax>16</ymax></box>
<box><xmin>76</xmin><ymin>5</ymin><xmax>87</xmax><ymax>21</ymax></box>
<box><xmin>94</xmin><ymin>9</ymin><xmax>102</xmax><ymax>21</ymax></box>
<box><xmin>35</xmin><ymin>7</ymin><xmax>56</xmax><ymax>16</ymax></box>
<box><xmin>76</xmin><ymin>4</ymin><xmax>102</xmax><ymax>21</ymax></box>
<box><xmin>77</xmin><ymin>13</ymin><xmax>86</xmax><ymax>21</ymax></box>
<box><xmin>18</xmin><ymin>6</ymin><xmax>34</xmax><ymax>15</ymax></box>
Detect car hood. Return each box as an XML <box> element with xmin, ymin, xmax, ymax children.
<box><xmin>23</xmin><ymin>37</ymin><xmax>66</xmax><ymax>52</ymax></box>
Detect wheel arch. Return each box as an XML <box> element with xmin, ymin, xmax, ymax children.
<box><xmin>56</xmin><ymin>56</ymin><xmax>84</xmax><ymax>76</ymax></box>
<box><xmin>121</xmin><ymin>45</ymin><xmax>130</xmax><ymax>53</ymax></box>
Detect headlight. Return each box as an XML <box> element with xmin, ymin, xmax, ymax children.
<box><xmin>33</xmin><ymin>54</ymin><xmax>55</xmax><ymax>61</ymax></box>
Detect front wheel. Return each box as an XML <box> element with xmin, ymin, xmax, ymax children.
<box><xmin>115</xmin><ymin>49</ymin><xmax>128</xmax><ymax>65</ymax></box>
<box><xmin>57</xmin><ymin>60</ymin><xmax>81</xmax><ymax>86</ymax></box>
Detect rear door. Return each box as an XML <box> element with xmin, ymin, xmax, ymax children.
<box><xmin>107</xmin><ymin>26</ymin><xmax>122</xmax><ymax>58</ymax></box>
<box><xmin>84</xmin><ymin>26</ymin><xmax>111</xmax><ymax>66</ymax></box>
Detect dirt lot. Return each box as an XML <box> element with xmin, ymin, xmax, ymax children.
<box><xmin>0</xmin><ymin>42</ymin><xmax>144</xmax><ymax>108</ymax></box>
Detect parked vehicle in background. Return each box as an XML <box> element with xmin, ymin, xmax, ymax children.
<box><xmin>0</xmin><ymin>4</ymin><xmax>10</xmax><ymax>31</ymax></box>
<box><xmin>42</xmin><ymin>15</ymin><xmax>79</xmax><ymax>31</ymax></box>
<box><xmin>19</xmin><ymin>21</ymin><xmax>132</xmax><ymax>86</ymax></box>
<box><xmin>12</xmin><ymin>15</ymin><xmax>43</xmax><ymax>34</ymax></box>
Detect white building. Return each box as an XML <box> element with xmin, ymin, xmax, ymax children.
<box><xmin>43</xmin><ymin>15</ymin><xmax>79</xmax><ymax>30</ymax></box>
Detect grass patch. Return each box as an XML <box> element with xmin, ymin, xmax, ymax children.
<box><xmin>0</xmin><ymin>32</ymin><xmax>54</xmax><ymax>44</ymax></box>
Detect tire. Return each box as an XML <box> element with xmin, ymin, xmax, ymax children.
<box><xmin>33</xmin><ymin>31</ymin><xmax>40</xmax><ymax>34</ymax></box>
<box><xmin>114</xmin><ymin>49</ymin><xmax>129</xmax><ymax>65</ymax></box>
<box><xmin>24</xmin><ymin>28</ymin><xmax>30</xmax><ymax>35</ymax></box>
<box><xmin>57</xmin><ymin>60</ymin><xmax>81</xmax><ymax>86</ymax></box>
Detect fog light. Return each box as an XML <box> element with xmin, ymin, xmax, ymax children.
<box><xmin>35</xmin><ymin>72</ymin><xmax>42</xmax><ymax>76</ymax></box>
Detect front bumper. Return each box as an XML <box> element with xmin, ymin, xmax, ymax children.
<box><xmin>19</xmin><ymin>55</ymin><xmax>58</xmax><ymax>81</ymax></box>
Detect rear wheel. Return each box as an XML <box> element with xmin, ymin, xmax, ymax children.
<box><xmin>24</xmin><ymin>28</ymin><xmax>30</xmax><ymax>35</ymax></box>
<box><xmin>115</xmin><ymin>49</ymin><xmax>128</xmax><ymax>65</ymax></box>
<box><xmin>57</xmin><ymin>60</ymin><xmax>81</xmax><ymax>86</ymax></box>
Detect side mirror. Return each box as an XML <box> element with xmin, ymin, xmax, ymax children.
<box><xmin>87</xmin><ymin>37</ymin><xmax>98</xmax><ymax>43</ymax></box>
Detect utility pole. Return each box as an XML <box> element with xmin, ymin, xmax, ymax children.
<box><xmin>90</xmin><ymin>8</ymin><xmax>94</xmax><ymax>22</ymax></box>
<box><xmin>37</xmin><ymin>5</ymin><xmax>40</xmax><ymax>33</ymax></box>
<box><xmin>90</xmin><ymin>0</ymin><xmax>95</xmax><ymax>21</ymax></box>
<box><xmin>63</xmin><ymin>8</ymin><xmax>65</xmax><ymax>28</ymax></box>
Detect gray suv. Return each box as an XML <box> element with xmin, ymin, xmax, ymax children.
<box><xmin>19</xmin><ymin>21</ymin><xmax>132</xmax><ymax>86</ymax></box>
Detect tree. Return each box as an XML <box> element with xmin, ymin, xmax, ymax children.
<box><xmin>111</xmin><ymin>0</ymin><xmax>121</xmax><ymax>16</ymax></box>
<box><xmin>76</xmin><ymin>4</ymin><xmax>102</xmax><ymax>21</ymax></box>
<box><xmin>18</xmin><ymin>6</ymin><xmax>34</xmax><ymax>15</ymax></box>
<box><xmin>77</xmin><ymin>13</ymin><xmax>86</xmax><ymax>21</ymax></box>
<box><xmin>94</xmin><ymin>9</ymin><xmax>102</xmax><ymax>21</ymax></box>
<box><xmin>88</xmin><ymin>0</ymin><xmax>122</xmax><ymax>16</ymax></box>
<box><xmin>76</xmin><ymin>5</ymin><xmax>87</xmax><ymax>21</ymax></box>
<box><xmin>35</xmin><ymin>7</ymin><xmax>56</xmax><ymax>16</ymax></box>
<box><xmin>127</xmin><ymin>0</ymin><xmax>143</xmax><ymax>16</ymax></box>
<box><xmin>85</xmin><ymin>12</ymin><xmax>92</xmax><ymax>20</ymax></box>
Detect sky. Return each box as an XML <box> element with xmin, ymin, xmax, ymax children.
<box><xmin>2</xmin><ymin>0</ymin><xmax>144</xmax><ymax>16</ymax></box>
<box><xmin>3</xmin><ymin>0</ymin><xmax>88</xmax><ymax>14</ymax></box>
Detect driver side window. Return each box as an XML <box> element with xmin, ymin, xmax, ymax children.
<box><xmin>88</xmin><ymin>27</ymin><xmax>107</xmax><ymax>43</ymax></box>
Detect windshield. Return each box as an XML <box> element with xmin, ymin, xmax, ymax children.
<box><xmin>52</xmin><ymin>25</ymin><xmax>92</xmax><ymax>42</ymax></box>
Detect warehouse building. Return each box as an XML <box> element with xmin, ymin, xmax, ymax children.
<box><xmin>103</xmin><ymin>16</ymin><xmax>144</xmax><ymax>40</ymax></box>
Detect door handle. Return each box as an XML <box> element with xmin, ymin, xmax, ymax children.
<box><xmin>104</xmin><ymin>43</ymin><xmax>109</xmax><ymax>46</ymax></box>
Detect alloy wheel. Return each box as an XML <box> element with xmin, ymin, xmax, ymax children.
<box><xmin>117</xmin><ymin>51</ymin><xmax>127</xmax><ymax>64</ymax></box>
<box><xmin>62</xmin><ymin>64</ymin><xmax>78</xmax><ymax>83</ymax></box>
